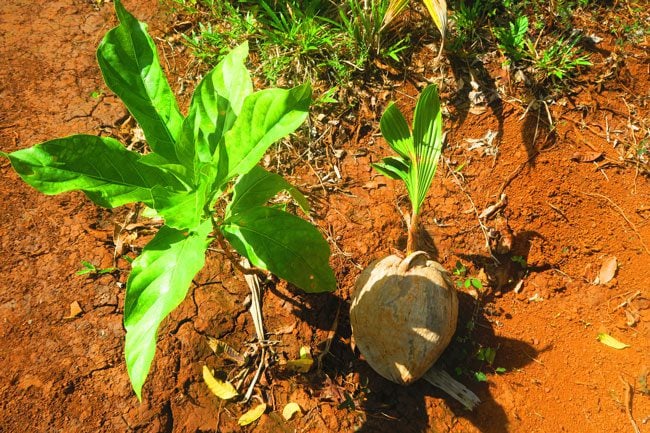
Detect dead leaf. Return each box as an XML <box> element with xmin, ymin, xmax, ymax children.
<box><xmin>597</xmin><ymin>333</ymin><xmax>629</xmax><ymax>349</ymax></box>
<box><xmin>570</xmin><ymin>151</ymin><xmax>604</xmax><ymax>163</ymax></box>
<box><xmin>238</xmin><ymin>403</ymin><xmax>267</xmax><ymax>426</ymax></box>
<box><xmin>285</xmin><ymin>346</ymin><xmax>314</xmax><ymax>373</ymax></box>
<box><xmin>206</xmin><ymin>337</ymin><xmax>245</xmax><ymax>365</ymax></box>
<box><xmin>282</xmin><ymin>402</ymin><xmax>302</xmax><ymax>420</ymax></box>
<box><xmin>64</xmin><ymin>301</ymin><xmax>83</xmax><ymax>319</ymax></box>
<box><xmin>598</xmin><ymin>256</ymin><xmax>617</xmax><ymax>285</ymax></box>
<box><xmin>362</xmin><ymin>179</ymin><xmax>387</xmax><ymax>190</ymax></box>
<box><xmin>479</xmin><ymin>193</ymin><xmax>508</xmax><ymax>220</ymax></box>
<box><xmin>202</xmin><ymin>366</ymin><xmax>238</xmax><ymax>400</ymax></box>
<box><xmin>624</xmin><ymin>309</ymin><xmax>639</xmax><ymax>327</ymax></box>
<box><xmin>285</xmin><ymin>358</ymin><xmax>313</xmax><ymax>373</ymax></box>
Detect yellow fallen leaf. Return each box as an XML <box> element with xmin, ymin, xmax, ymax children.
<box><xmin>299</xmin><ymin>346</ymin><xmax>312</xmax><ymax>359</ymax></box>
<box><xmin>285</xmin><ymin>358</ymin><xmax>313</xmax><ymax>373</ymax></box>
<box><xmin>282</xmin><ymin>402</ymin><xmax>302</xmax><ymax>421</ymax></box>
<box><xmin>64</xmin><ymin>301</ymin><xmax>83</xmax><ymax>319</ymax></box>
<box><xmin>597</xmin><ymin>333</ymin><xmax>630</xmax><ymax>349</ymax></box>
<box><xmin>286</xmin><ymin>346</ymin><xmax>314</xmax><ymax>373</ymax></box>
<box><xmin>238</xmin><ymin>403</ymin><xmax>266</xmax><ymax>426</ymax></box>
<box><xmin>202</xmin><ymin>365</ymin><xmax>238</xmax><ymax>400</ymax></box>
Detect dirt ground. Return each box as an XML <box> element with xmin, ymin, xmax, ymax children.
<box><xmin>1</xmin><ymin>1</ymin><xmax>649</xmax><ymax>432</ymax></box>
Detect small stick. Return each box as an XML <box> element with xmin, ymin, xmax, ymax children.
<box><xmin>619</xmin><ymin>375</ymin><xmax>641</xmax><ymax>433</ymax></box>
<box><xmin>498</xmin><ymin>151</ymin><xmax>539</xmax><ymax>197</ymax></box>
<box><xmin>317</xmin><ymin>301</ymin><xmax>341</xmax><ymax>371</ymax></box>
<box><xmin>444</xmin><ymin>159</ymin><xmax>495</xmax><ymax>258</ymax></box>
<box><xmin>581</xmin><ymin>192</ymin><xmax>650</xmax><ymax>255</ymax></box>
<box><xmin>547</xmin><ymin>202</ymin><xmax>569</xmax><ymax>222</ymax></box>
<box><xmin>613</xmin><ymin>290</ymin><xmax>641</xmax><ymax>311</ymax></box>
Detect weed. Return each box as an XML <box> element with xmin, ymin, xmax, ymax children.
<box><xmin>76</xmin><ymin>261</ymin><xmax>117</xmax><ymax>276</ymax></box>
<box><xmin>511</xmin><ymin>255</ymin><xmax>527</xmax><ymax>268</ymax></box>
<box><xmin>526</xmin><ymin>33</ymin><xmax>591</xmax><ymax>83</ymax></box>
<box><xmin>452</xmin><ymin>260</ymin><xmax>484</xmax><ymax>290</ymax></box>
<box><xmin>337</xmin><ymin>0</ymin><xmax>410</xmax><ymax>63</ymax></box>
<box><xmin>494</xmin><ymin>16</ymin><xmax>529</xmax><ymax>63</ymax></box>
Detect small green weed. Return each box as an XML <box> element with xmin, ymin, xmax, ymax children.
<box><xmin>527</xmin><ymin>34</ymin><xmax>591</xmax><ymax>83</ymax></box>
<box><xmin>452</xmin><ymin>260</ymin><xmax>484</xmax><ymax>290</ymax></box>
<box><xmin>76</xmin><ymin>260</ymin><xmax>117</xmax><ymax>276</ymax></box>
<box><xmin>494</xmin><ymin>16</ymin><xmax>529</xmax><ymax>63</ymax></box>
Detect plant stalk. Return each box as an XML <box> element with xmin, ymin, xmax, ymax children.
<box><xmin>406</xmin><ymin>209</ymin><xmax>419</xmax><ymax>255</ymax></box>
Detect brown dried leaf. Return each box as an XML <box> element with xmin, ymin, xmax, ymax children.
<box><xmin>64</xmin><ymin>301</ymin><xmax>83</xmax><ymax>319</ymax></box>
<box><xmin>570</xmin><ymin>151</ymin><xmax>604</xmax><ymax>163</ymax></box>
<box><xmin>598</xmin><ymin>256</ymin><xmax>617</xmax><ymax>285</ymax></box>
<box><xmin>206</xmin><ymin>337</ymin><xmax>245</xmax><ymax>365</ymax></box>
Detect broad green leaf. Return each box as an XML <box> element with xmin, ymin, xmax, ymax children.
<box><xmin>372</xmin><ymin>156</ymin><xmax>409</xmax><ymax>181</ymax></box>
<box><xmin>238</xmin><ymin>403</ymin><xmax>267</xmax><ymax>426</ymax></box>
<box><xmin>97</xmin><ymin>0</ymin><xmax>183</xmax><ymax>162</ymax></box>
<box><xmin>179</xmin><ymin>43</ymin><xmax>253</xmax><ymax>170</ymax></box>
<box><xmin>202</xmin><ymin>365</ymin><xmax>238</xmax><ymax>400</ymax></box>
<box><xmin>597</xmin><ymin>333</ymin><xmax>630</xmax><ymax>350</ymax></box>
<box><xmin>410</xmin><ymin>85</ymin><xmax>443</xmax><ymax>215</ymax></box>
<box><xmin>150</xmin><ymin>161</ymin><xmax>218</xmax><ymax>230</ymax></box>
<box><xmin>380</xmin><ymin>102</ymin><xmax>413</xmax><ymax>159</ymax></box>
<box><xmin>150</xmin><ymin>187</ymin><xmax>204</xmax><ymax>230</ymax></box>
<box><xmin>221</xmin><ymin>206</ymin><xmax>335</xmax><ymax>293</ymax></box>
<box><xmin>221</xmin><ymin>83</ymin><xmax>311</xmax><ymax>186</ymax></box>
<box><xmin>139</xmin><ymin>152</ymin><xmax>191</xmax><ymax>185</ymax></box>
<box><xmin>226</xmin><ymin>165</ymin><xmax>309</xmax><ymax>218</ymax></box>
<box><xmin>124</xmin><ymin>221</ymin><xmax>212</xmax><ymax>400</ymax></box>
<box><xmin>5</xmin><ymin>135</ymin><xmax>184</xmax><ymax>208</ymax></box>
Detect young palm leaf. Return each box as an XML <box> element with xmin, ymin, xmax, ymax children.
<box><xmin>373</xmin><ymin>84</ymin><xmax>444</xmax><ymax>254</ymax></box>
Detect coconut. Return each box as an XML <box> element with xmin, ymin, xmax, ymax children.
<box><xmin>350</xmin><ymin>251</ymin><xmax>458</xmax><ymax>384</ymax></box>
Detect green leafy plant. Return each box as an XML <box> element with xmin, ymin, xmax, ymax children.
<box><xmin>2</xmin><ymin>0</ymin><xmax>335</xmax><ymax>399</ymax></box>
<box><xmin>76</xmin><ymin>260</ymin><xmax>117</xmax><ymax>276</ymax></box>
<box><xmin>372</xmin><ymin>85</ymin><xmax>444</xmax><ymax>254</ymax></box>
<box><xmin>338</xmin><ymin>0</ymin><xmax>410</xmax><ymax>63</ymax></box>
<box><xmin>526</xmin><ymin>34</ymin><xmax>591</xmax><ymax>82</ymax></box>
<box><xmin>494</xmin><ymin>15</ymin><xmax>529</xmax><ymax>63</ymax></box>
<box><xmin>350</xmin><ymin>85</ymin><xmax>461</xmax><ymax>394</ymax></box>
<box><xmin>452</xmin><ymin>260</ymin><xmax>483</xmax><ymax>290</ymax></box>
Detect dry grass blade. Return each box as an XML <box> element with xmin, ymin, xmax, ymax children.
<box><xmin>382</xmin><ymin>0</ymin><xmax>409</xmax><ymax>30</ymax></box>
<box><xmin>581</xmin><ymin>192</ymin><xmax>650</xmax><ymax>255</ymax></box>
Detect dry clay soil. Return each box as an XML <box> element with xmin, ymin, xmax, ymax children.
<box><xmin>1</xmin><ymin>1</ymin><xmax>649</xmax><ymax>432</ymax></box>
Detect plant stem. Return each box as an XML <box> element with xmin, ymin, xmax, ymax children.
<box><xmin>212</xmin><ymin>221</ymin><xmax>268</xmax><ymax>279</ymax></box>
<box><xmin>406</xmin><ymin>208</ymin><xmax>419</xmax><ymax>254</ymax></box>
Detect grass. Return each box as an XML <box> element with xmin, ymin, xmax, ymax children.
<box><xmin>168</xmin><ymin>0</ymin><xmax>415</xmax><ymax>86</ymax></box>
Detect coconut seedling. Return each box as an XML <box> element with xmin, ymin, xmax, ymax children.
<box><xmin>350</xmin><ymin>85</ymin><xmax>476</xmax><ymax>406</ymax></box>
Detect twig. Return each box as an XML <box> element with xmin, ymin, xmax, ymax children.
<box><xmin>620</xmin><ymin>375</ymin><xmax>641</xmax><ymax>433</ymax></box>
<box><xmin>613</xmin><ymin>290</ymin><xmax>641</xmax><ymax>312</ymax></box>
<box><xmin>497</xmin><ymin>151</ymin><xmax>539</xmax><ymax>197</ymax></box>
<box><xmin>422</xmin><ymin>367</ymin><xmax>480</xmax><ymax>410</ymax></box>
<box><xmin>444</xmin><ymin>159</ymin><xmax>495</xmax><ymax>258</ymax></box>
<box><xmin>317</xmin><ymin>301</ymin><xmax>341</xmax><ymax>371</ymax></box>
<box><xmin>443</xmin><ymin>159</ymin><xmax>501</xmax><ymax>264</ymax></box>
<box><xmin>241</xmin><ymin>258</ymin><xmax>266</xmax><ymax>402</ymax></box>
<box><xmin>547</xmin><ymin>202</ymin><xmax>569</xmax><ymax>222</ymax></box>
<box><xmin>581</xmin><ymin>192</ymin><xmax>650</xmax><ymax>255</ymax></box>
<box><xmin>214</xmin><ymin>231</ymin><xmax>268</xmax><ymax>278</ymax></box>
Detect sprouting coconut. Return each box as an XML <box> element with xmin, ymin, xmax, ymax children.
<box><xmin>351</xmin><ymin>86</ymin><xmax>476</xmax><ymax>408</ymax></box>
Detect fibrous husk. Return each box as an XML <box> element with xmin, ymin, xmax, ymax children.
<box><xmin>350</xmin><ymin>251</ymin><xmax>458</xmax><ymax>384</ymax></box>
